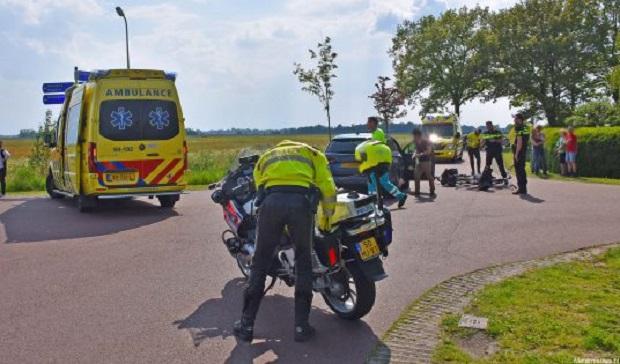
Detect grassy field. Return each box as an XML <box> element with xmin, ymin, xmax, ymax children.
<box><xmin>433</xmin><ymin>247</ymin><xmax>620</xmax><ymax>363</ymax></box>
<box><xmin>4</xmin><ymin>134</ymin><xmax>619</xmax><ymax>193</ymax></box>
<box><xmin>3</xmin><ymin>134</ymin><xmax>409</xmax><ymax>193</ymax></box>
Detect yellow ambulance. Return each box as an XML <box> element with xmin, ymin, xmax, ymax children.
<box><xmin>45</xmin><ymin>69</ymin><xmax>187</xmax><ymax>212</ymax></box>
<box><xmin>420</xmin><ymin>114</ymin><xmax>464</xmax><ymax>162</ymax></box>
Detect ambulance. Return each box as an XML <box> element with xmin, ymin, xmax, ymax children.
<box><xmin>420</xmin><ymin>114</ymin><xmax>464</xmax><ymax>162</ymax></box>
<box><xmin>45</xmin><ymin>69</ymin><xmax>187</xmax><ymax>212</ymax></box>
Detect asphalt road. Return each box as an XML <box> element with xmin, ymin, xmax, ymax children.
<box><xmin>1</xmin><ymin>161</ymin><xmax>620</xmax><ymax>364</ymax></box>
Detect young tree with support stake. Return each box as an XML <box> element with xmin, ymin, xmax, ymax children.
<box><xmin>294</xmin><ymin>36</ymin><xmax>338</xmax><ymax>140</ymax></box>
<box><xmin>369</xmin><ymin>76</ymin><xmax>407</xmax><ymax>135</ymax></box>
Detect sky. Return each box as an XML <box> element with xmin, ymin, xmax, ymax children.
<box><xmin>0</xmin><ymin>0</ymin><xmax>520</xmax><ymax>135</ymax></box>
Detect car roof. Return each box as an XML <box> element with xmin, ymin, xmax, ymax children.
<box><xmin>332</xmin><ymin>133</ymin><xmax>372</xmax><ymax>140</ymax></box>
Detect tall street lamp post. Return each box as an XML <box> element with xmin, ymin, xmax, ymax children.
<box><xmin>116</xmin><ymin>6</ymin><xmax>130</xmax><ymax>69</ymax></box>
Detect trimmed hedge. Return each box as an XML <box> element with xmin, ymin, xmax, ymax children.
<box><xmin>544</xmin><ymin>126</ymin><xmax>620</xmax><ymax>178</ymax></box>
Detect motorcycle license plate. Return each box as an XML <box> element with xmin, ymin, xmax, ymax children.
<box><xmin>356</xmin><ymin>237</ymin><xmax>381</xmax><ymax>261</ymax></box>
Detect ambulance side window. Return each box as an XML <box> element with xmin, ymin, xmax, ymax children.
<box><xmin>66</xmin><ymin>103</ymin><xmax>81</xmax><ymax>146</ymax></box>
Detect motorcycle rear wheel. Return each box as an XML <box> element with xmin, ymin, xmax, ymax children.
<box><xmin>322</xmin><ymin>264</ymin><xmax>376</xmax><ymax>320</ymax></box>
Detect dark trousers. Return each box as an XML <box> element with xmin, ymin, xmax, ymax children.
<box><xmin>0</xmin><ymin>168</ymin><xmax>6</xmax><ymax>195</ymax></box>
<box><xmin>485</xmin><ymin>149</ymin><xmax>507</xmax><ymax>178</ymax></box>
<box><xmin>242</xmin><ymin>192</ymin><xmax>314</xmax><ymax>326</ymax></box>
<box><xmin>514</xmin><ymin>153</ymin><xmax>527</xmax><ymax>192</ymax></box>
<box><xmin>467</xmin><ymin>148</ymin><xmax>481</xmax><ymax>174</ymax></box>
<box><xmin>532</xmin><ymin>146</ymin><xmax>547</xmax><ymax>174</ymax></box>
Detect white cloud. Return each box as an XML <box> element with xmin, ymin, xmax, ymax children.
<box><xmin>440</xmin><ymin>0</ymin><xmax>518</xmax><ymax>10</ymax></box>
<box><xmin>0</xmin><ymin>0</ymin><xmax>103</xmax><ymax>24</ymax></box>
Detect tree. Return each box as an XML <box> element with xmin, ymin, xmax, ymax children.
<box><xmin>18</xmin><ymin>129</ymin><xmax>37</xmax><ymax>139</ymax></box>
<box><xmin>565</xmin><ymin>101</ymin><xmax>620</xmax><ymax>126</ymax></box>
<box><xmin>29</xmin><ymin>110</ymin><xmax>54</xmax><ymax>175</ymax></box>
<box><xmin>487</xmin><ymin>0</ymin><xmax>609</xmax><ymax>125</ymax></box>
<box><xmin>294</xmin><ymin>36</ymin><xmax>338</xmax><ymax>140</ymax></box>
<box><xmin>368</xmin><ymin>76</ymin><xmax>406</xmax><ymax>134</ymax></box>
<box><xmin>390</xmin><ymin>6</ymin><xmax>492</xmax><ymax>117</ymax></box>
<box><xmin>598</xmin><ymin>0</ymin><xmax>620</xmax><ymax>103</ymax></box>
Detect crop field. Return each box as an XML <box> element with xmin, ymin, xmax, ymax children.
<box><xmin>3</xmin><ymin>139</ymin><xmax>31</xmax><ymax>159</ymax></box>
<box><xmin>2</xmin><ymin>134</ymin><xmax>411</xmax><ymax>193</ymax></box>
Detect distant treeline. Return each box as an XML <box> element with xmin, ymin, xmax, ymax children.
<box><xmin>4</xmin><ymin>122</ymin><xmax>497</xmax><ymax>140</ymax></box>
<box><xmin>187</xmin><ymin>122</ymin><xmax>484</xmax><ymax>136</ymax></box>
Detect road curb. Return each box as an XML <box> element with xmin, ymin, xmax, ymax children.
<box><xmin>366</xmin><ymin>243</ymin><xmax>620</xmax><ymax>364</ymax></box>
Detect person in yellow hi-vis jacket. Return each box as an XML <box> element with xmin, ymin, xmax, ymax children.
<box><xmin>355</xmin><ymin>140</ymin><xmax>408</xmax><ymax>208</ymax></box>
<box><xmin>234</xmin><ymin>140</ymin><xmax>336</xmax><ymax>343</ymax></box>
<box><xmin>466</xmin><ymin>129</ymin><xmax>482</xmax><ymax>175</ymax></box>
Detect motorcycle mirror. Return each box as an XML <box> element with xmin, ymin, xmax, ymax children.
<box><xmin>211</xmin><ymin>190</ymin><xmax>224</xmax><ymax>204</ymax></box>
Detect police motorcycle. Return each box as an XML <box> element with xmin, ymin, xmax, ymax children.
<box><xmin>209</xmin><ymin>151</ymin><xmax>393</xmax><ymax>320</ymax></box>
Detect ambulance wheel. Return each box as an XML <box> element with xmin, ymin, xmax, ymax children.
<box><xmin>158</xmin><ymin>195</ymin><xmax>178</xmax><ymax>208</ymax></box>
<box><xmin>45</xmin><ymin>172</ymin><xmax>63</xmax><ymax>199</ymax></box>
<box><xmin>78</xmin><ymin>195</ymin><xmax>96</xmax><ymax>213</ymax></box>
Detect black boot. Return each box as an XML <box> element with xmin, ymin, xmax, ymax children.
<box><xmin>294</xmin><ymin>323</ymin><xmax>316</xmax><ymax>342</ymax></box>
<box><xmin>233</xmin><ymin>319</ymin><xmax>254</xmax><ymax>342</ymax></box>
<box><xmin>397</xmin><ymin>194</ymin><xmax>407</xmax><ymax>208</ymax></box>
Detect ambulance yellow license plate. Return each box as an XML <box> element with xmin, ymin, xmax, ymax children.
<box><xmin>356</xmin><ymin>237</ymin><xmax>381</xmax><ymax>261</ymax></box>
<box><xmin>104</xmin><ymin>172</ymin><xmax>137</xmax><ymax>185</ymax></box>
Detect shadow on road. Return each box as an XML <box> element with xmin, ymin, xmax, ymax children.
<box><xmin>519</xmin><ymin>194</ymin><xmax>545</xmax><ymax>203</ymax></box>
<box><xmin>0</xmin><ymin>197</ymin><xmax>177</xmax><ymax>244</ymax></box>
<box><xmin>412</xmin><ymin>193</ymin><xmax>438</xmax><ymax>203</ymax></box>
<box><xmin>174</xmin><ymin>278</ymin><xmax>386</xmax><ymax>364</ymax></box>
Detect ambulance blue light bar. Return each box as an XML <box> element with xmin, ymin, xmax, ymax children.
<box><xmin>73</xmin><ymin>69</ymin><xmax>177</xmax><ymax>82</ymax></box>
<box><xmin>76</xmin><ymin>70</ymin><xmax>91</xmax><ymax>82</ymax></box>
<box><xmin>165</xmin><ymin>72</ymin><xmax>177</xmax><ymax>81</ymax></box>
<box><xmin>43</xmin><ymin>94</ymin><xmax>66</xmax><ymax>104</ymax></box>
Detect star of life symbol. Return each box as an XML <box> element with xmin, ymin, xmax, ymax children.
<box><xmin>110</xmin><ymin>107</ymin><xmax>133</xmax><ymax>130</ymax></box>
<box><xmin>149</xmin><ymin>107</ymin><xmax>170</xmax><ymax>130</ymax></box>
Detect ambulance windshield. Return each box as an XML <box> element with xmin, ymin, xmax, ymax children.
<box><xmin>99</xmin><ymin>100</ymin><xmax>179</xmax><ymax>141</ymax></box>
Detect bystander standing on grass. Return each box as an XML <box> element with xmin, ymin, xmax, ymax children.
<box><xmin>0</xmin><ymin>140</ymin><xmax>10</xmax><ymax>197</ymax></box>
<box><xmin>566</xmin><ymin>126</ymin><xmax>578</xmax><ymax>177</ymax></box>
<box><xmin>531</xmin><ymin>125</ymin><xmax>548</xmax><ymax>176</ymax></box>
<box><xmin>555</xmin><ymin>129</ymin><xmax>568</xmax><ymax>176</ymax></box>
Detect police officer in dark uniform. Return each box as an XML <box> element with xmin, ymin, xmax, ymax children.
<box><xmin>512</xmin><ymin>113</ymin><xmax>530</xmax><ymax>194</ymax></box>
<box><xmin>233</xmin><ymin>140</ymin><xmax>337</xmax><ymax>343</ymax></box>
<box><xmin>481</xmin><ymin>121</ymin><xmax>508</xmax><ymax>185</ymax></box>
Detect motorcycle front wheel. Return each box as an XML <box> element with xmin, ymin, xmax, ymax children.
<box><xmin>322</xmin><ymin>264</ymin><xmax>376</xmax><ymax>320</ymax></box>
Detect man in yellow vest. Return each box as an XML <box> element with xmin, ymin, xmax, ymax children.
<box><xmin>466</xmin><ymin>128</ymin><xmax>482</xmax><ymax>175</ymax></box>
<box><xmin>355</xmin><ymin>139</ymin><xmax>407</xmax><ymax>208</ymax></box>
<box><xmin>234</xmin><ymin>140</ymin><xmax>337</xmax><ymax>343</ymax></box>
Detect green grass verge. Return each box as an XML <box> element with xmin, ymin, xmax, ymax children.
<box><xmin>5</xmin><ymin>160</ymin><xmax>46</xmax><ymax>192</ymax></box>
<box><xmin>433</xmin><ymin>247</ymin><xmax>620</xmax><ymax>363</ymax></box>
<box><xmin>502</xmin><ymin>152</ymin><xmax>620</xmax><ymax>186</ymax></box>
